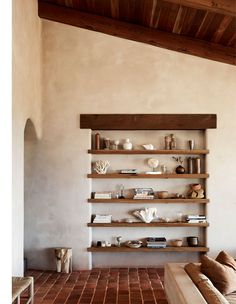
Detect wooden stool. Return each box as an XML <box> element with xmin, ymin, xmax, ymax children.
<box><xmin>54</xmin><ymin>247</ymin><xmax>72</xmax><ymax>273</ymax></box>
<box><xmin>12</xmin><ymin>276</ymin><xmax>34</xmax><ymax>304</ymax></box>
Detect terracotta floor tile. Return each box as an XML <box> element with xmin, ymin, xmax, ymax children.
<box><xmin>26</xmin><ymin>268</ymin><xmax>167</xmax><ymax>304</ymax></box>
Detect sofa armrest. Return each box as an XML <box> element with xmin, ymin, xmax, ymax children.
<box><xmin>164</xmin><ymin>263</ymin><xmax>207</xmax><ymax>304</ymax></box>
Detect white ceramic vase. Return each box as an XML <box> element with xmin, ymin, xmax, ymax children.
<box><xmin>123</xmin><ymin>138</ymin><xmax>132</xmax><ymax>150</ymax></box>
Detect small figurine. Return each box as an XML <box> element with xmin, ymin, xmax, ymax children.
<box><xmin>116</xmin><ymin>236</ymin><xmax>122</xmax><ymax>247</ymax></box>
<box><xmin>188</xmin><ymin>183</ymin><xmax>204</xmax><ymax>199</ymax></box>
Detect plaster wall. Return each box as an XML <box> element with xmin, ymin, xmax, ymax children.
<box><xmin>24</xmin><ymin>20</ymin><xmax>236</xmax><ymax>269</ymax></box>
<box><xmin>12</xmin><ymin>0</ymin><xmax>42</xmax><ymax>275</ymax></box>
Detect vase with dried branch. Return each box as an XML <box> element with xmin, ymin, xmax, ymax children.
<box><xmin>172</xmin><ymin>156</ymin><xmax>185</xmax><ymax>174</ymax></box>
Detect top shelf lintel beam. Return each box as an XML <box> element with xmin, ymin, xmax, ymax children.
<box><xmin>80</xmin><ymin>114</ymin><xmax>217</xmax><ymax>130</ymax></box>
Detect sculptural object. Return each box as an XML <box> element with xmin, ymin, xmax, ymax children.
<box><xmin>133</xmin><ymin>207</ymin><xmax>158</xmax><ymax>223</ymax></box>
<box><xmin>94</xmin><ymin>160</ymin><xmax>110</xmax><ymax>174</ymax></box>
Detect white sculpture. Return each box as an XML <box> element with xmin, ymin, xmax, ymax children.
<box><xmin>142</xmin><ymin>144</ymin><xmax>155</xmax><ymax>150</ymax></box>
<box><xmin>147</xmin><ymin>158</ymin><xmax>159</xmax><ymax>170</ymax></box>
<box><xmin>133</xmin><ymin>208</ymin><xmax>158</xmax><ymax>223</ymax></box>
<box><xmin>94</xmin><ymin>160</ymin><xmax>110</xmax><ymax>174</ymax></box>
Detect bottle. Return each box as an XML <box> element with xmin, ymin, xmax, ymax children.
<box><xmin>170</xmin><ymin>134</ymin><xmax>176</xmax><ymax>150</ymax></box>
<box><xmin>195</xmin><ymin>157</ymin><xmax>201</xmax><ymax>174</ymax></box>
<box><xmin>188</xmin><ymin>157</ymin><xmax>193</xmax><ymax>174</ymax></box>
<box><xmin>164</xmin><ymin>136</ymin><xmax>171</xmax><ymax>150</ymax></box>
<box><xmin>123</xmin><ymin>138</ymin><xmax>132</xmax><ymax>150</ymax></box>
<box><xmin>95</xmin><ymin>133</ymin><xmax>100</xmax><ymax>150</ymax></box>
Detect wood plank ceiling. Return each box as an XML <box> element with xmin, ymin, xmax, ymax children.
<box><xmin>38</xmin><ymin>0</ymin><xmax>236</xmax><ymax>65</ymax></box>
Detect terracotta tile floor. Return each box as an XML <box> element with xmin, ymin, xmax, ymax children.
<box><xmin>24</xmin><ymin>268</ymin><xmax>168</xmax><ymax>304</ymax></box>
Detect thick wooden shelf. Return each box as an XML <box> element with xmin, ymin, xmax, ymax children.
<box><xmin>88</xmin><ymin>149</ymin><xmax>209</xmax><ymax>155</ymax></box>
<box><xmin>87</xmin><ymin>246</ymin><xmax>209</xmax><ymax>252</ymax></box>
<box><xmin>88</xmin><ymin>198</ymin><xmax>209</xmax><ymax>204</ymax></box>
<box><xmin>88</xmin><ymin>222</ymin><xmax>209</xmax><ymax>227</ymax></box>
<box><xmin>80</xmin><ymin>114</ymin><xmax>217</xmax><ymax>130</ymax></box>
<box><xmin>87</xmin><ymin>173</ymin><xmax>209</xmax><ymax>179</ymax></box>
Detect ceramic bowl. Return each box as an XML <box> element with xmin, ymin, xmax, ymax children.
<box><xmin>170</xmin><ymin>239</ymin><xmax>183</xmax><ymax>247</ymax></box>
<box><xmin>157</xmin><ymin>191</ymin><xmax>169</xmax><ymax>199</ymax></box>
<box><xmin>126</xmin><ymin>240</ymin><xmax>142</xmax><ymax>249</ymax></box>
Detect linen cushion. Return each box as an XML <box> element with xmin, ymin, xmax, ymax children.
<box><xmin>225</xmin><ymin>291</ymin><xmax>236</xmax><ymax>304</ymax></box>
<box><xmin>201</xmin><ymin>255</ymin><xmax>236</xmax><ymax>295</ymax></box>
<box><xmin>185</xmin><ymin>263</ymin><xmax>229</xmax><ymax>304</ymax></box>
<box><xmin>216</xmin><ymin>251</ymin><xmax>236</xmax><ymax>271</ymax></box>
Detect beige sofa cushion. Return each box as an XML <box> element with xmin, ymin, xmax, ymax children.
<box><xmin>225</xmin><ymin>292</ymin><xmax>236</xmax><ymax>304</ymax></box>
<box><xmin>216</xmin><ymin>251</ymin><xmax>236</xmax><ymax>271</ymax></box>
<box><xmin>201</xmin><ymin>255</ymin><xmax>236</xmax><ymax>295</ymax></box>
<box><xmin>185</xmin><ymin>263</ymin><xmax>229</xmax><ymax>304</ymax></box>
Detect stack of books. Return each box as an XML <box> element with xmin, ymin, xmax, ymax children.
<box><xmin>93</xmin><ymin>214</ymin><xmax>112</xmax><ymax>223</ymax></box>
<box><xmin>133</xmin><ymin>188</ymin><xmax>154</xmax><ymax>200</ymax></box>
<box><xmin>120</xmin><ymin>169</ymin><xmax>138</xmax><ymax>174</ymax></box>
<box><xmin>133</xmin><ymin>193</ymin><xmax>154</xmax><ymax>199</ymax></box>
<box><xmin>146</xmin><ymin>237</ymin><xmax>167</xmax><ymax>248</ymax></box>
<box><xmin>186</xmin><ymin>215</ymin><xmax>206</xmax><ymax>223</ymax></box>
<box><xmin>93</xmin><ymin>192</ymin><xmax>112</xmax><ymax>199</ymax></box>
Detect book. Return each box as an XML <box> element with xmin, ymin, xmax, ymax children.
<box><xmin>120</xmin><ymin>169</ymin><xmax>138</xmax><ymax>174</ymax></box>
<box><xmin>93</xmin><ymin>214</ymin><xmax>112</xmax><ymax>223</ymax></box>
<box><xmin>133</xmin><ymin>195</ymin><xmax>154</xmax><ymax>200</ymax></box>
<box><xmin>94</xmin><ymin>192</ymin><xmax>112</xmax><ymax>199</ymax></box>
<box><xmin>187</xmin><ymin>219</ymin><xmax>207</xmax><ymax>223</ymax></box>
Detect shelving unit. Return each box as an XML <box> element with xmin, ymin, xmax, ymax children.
<box><xmin>80</xmin><ymin>114</ymin><xmax>217</xmax><ymax>262</ymax></box>
<box><xmin>88</xmin><ymin>198</ymin><xmax>210</xmax><ymax>204</ymax></box>
<box><xmin>88</xmin><ymin>173</ymin><xmax>209</xmax><ymax>179</ymax></box>
<box><xmin>88</xmin><ymin>222</ymin><xmax>209</xmax><ymax>227</ymax></box>
<box><xmin>88</xmin><ymin>149</ymin><xmax>209</xmax><ymax>155</ymax></box>
<box><xmin>87</xmin><ymin>246</ymin><xmax>209</xmax><ymax>253</ymax></box>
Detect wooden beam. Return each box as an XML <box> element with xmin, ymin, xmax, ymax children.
<box><xmin>80</xmin><ymin>114</ymin><xmax>217</xmax><ymax>130</ymax></box>
<box><xmin>38</xmin><ymin>1</ymin><xmax>236</xmax><ymax>65</ymax></box>
<box><xmin>163</xmin><ymin>0</ymin><xmax>236</xmax><ymax>17</ymax></box>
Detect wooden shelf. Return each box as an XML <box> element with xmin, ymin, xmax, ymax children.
<box><xmin>88</xmin><ymin>222</ymin><xmax>209</xmax><ymax>227</ymax></box>
<box><xmin>87</xmin><ymin>246</ymin><xmax>209</xmax><ymax>253</ymax></box>
<box><xmin>88</xmin><ymin>198</ymin><xmax>209</xmax><ymax>204</ymax></box>
<box><xmin>88</xmin><ymin>149</ymin><xmax>209</xmax><ymax>155</ymax></box>
<box><xmin>87</xmin><ymin>173</ymin><xmax>209</xmax><ymax>179</ymax></box>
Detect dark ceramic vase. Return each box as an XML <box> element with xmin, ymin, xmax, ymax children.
<box><xmin>176</xmin><ymin>165</ymin><xmax>185</xmax><ymax>174</ymax></box>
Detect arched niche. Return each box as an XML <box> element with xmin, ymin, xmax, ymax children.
<box><xmin>24</xmin><ymin>118</ymin><xmax>38</xmax><ymax>271</ymax></box>
<box><xmin>24</xmin><ymin>118</ymin><xmax>38</xmax><ymax>141</ymax></box>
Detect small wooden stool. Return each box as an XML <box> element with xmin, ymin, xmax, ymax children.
<box><xmin>12</xmin><ymin>276</ymin><xmax>34</xmax><ymax>304</ymax></box>
<box><xmin>54</xmin><ymin>247</ymin><xmax>72</xmax><ymax>273</ymax></box>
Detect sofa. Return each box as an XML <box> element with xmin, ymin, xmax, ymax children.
<box><xmin>164</xmin><ymin>263</ymin><xmax>236</xmax><ymax>304</ymax></box>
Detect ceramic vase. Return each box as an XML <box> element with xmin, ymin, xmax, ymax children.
<box><xmin>123</xmin><ymin>138</ymin><xmax>132</xmax><ymax>150</ymax></box>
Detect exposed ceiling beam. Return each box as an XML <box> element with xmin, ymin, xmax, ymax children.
<box><xmin>38</xmin><ymin>1</ymin><xmax>236</xmax><ymax>65</ymax></box>
<box><xmin>163</xmin><ymin>0</ymin><xmax>236</xmax><ymax>17</ymax></box>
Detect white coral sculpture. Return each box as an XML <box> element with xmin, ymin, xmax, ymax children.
<box><xmin>94</xmin><ymin>160</ymin><xmax>110</xmax><ymax>174</ymax></box>
<box><xmin>133</xmin><ymin>208</ymin><xmax>158</xmax><ymax>223</ymax></box>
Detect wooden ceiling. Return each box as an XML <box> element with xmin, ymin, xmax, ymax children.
<box><xmin>38</xmin><ymin>0</ymin><xmax>236</xmax><ymax>65</ymax></box>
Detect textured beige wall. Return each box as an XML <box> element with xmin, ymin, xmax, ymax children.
<box><xmin>24</xmin><ymin>20</ymin><xmax>236</xmax><ymax>269</ymax></box>
<box><xmin>12</xmin><ymin>0</ymin><xmax>42</xmax><ymax>275</ymax></box>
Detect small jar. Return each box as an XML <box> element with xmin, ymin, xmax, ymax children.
<box><xmin>123</xmin><ymin>138</ymin><xmax>132</xmax><ymax>150</ymax></box>
<box><xmin>187</xmin><ymin>236</ymin><xmax>199</xmax><ymax>247</ymax></box>
<box><xmin>164</xmin><ymin>136</ymin><xmax>171</xmax><ymax>150</ymax></box>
